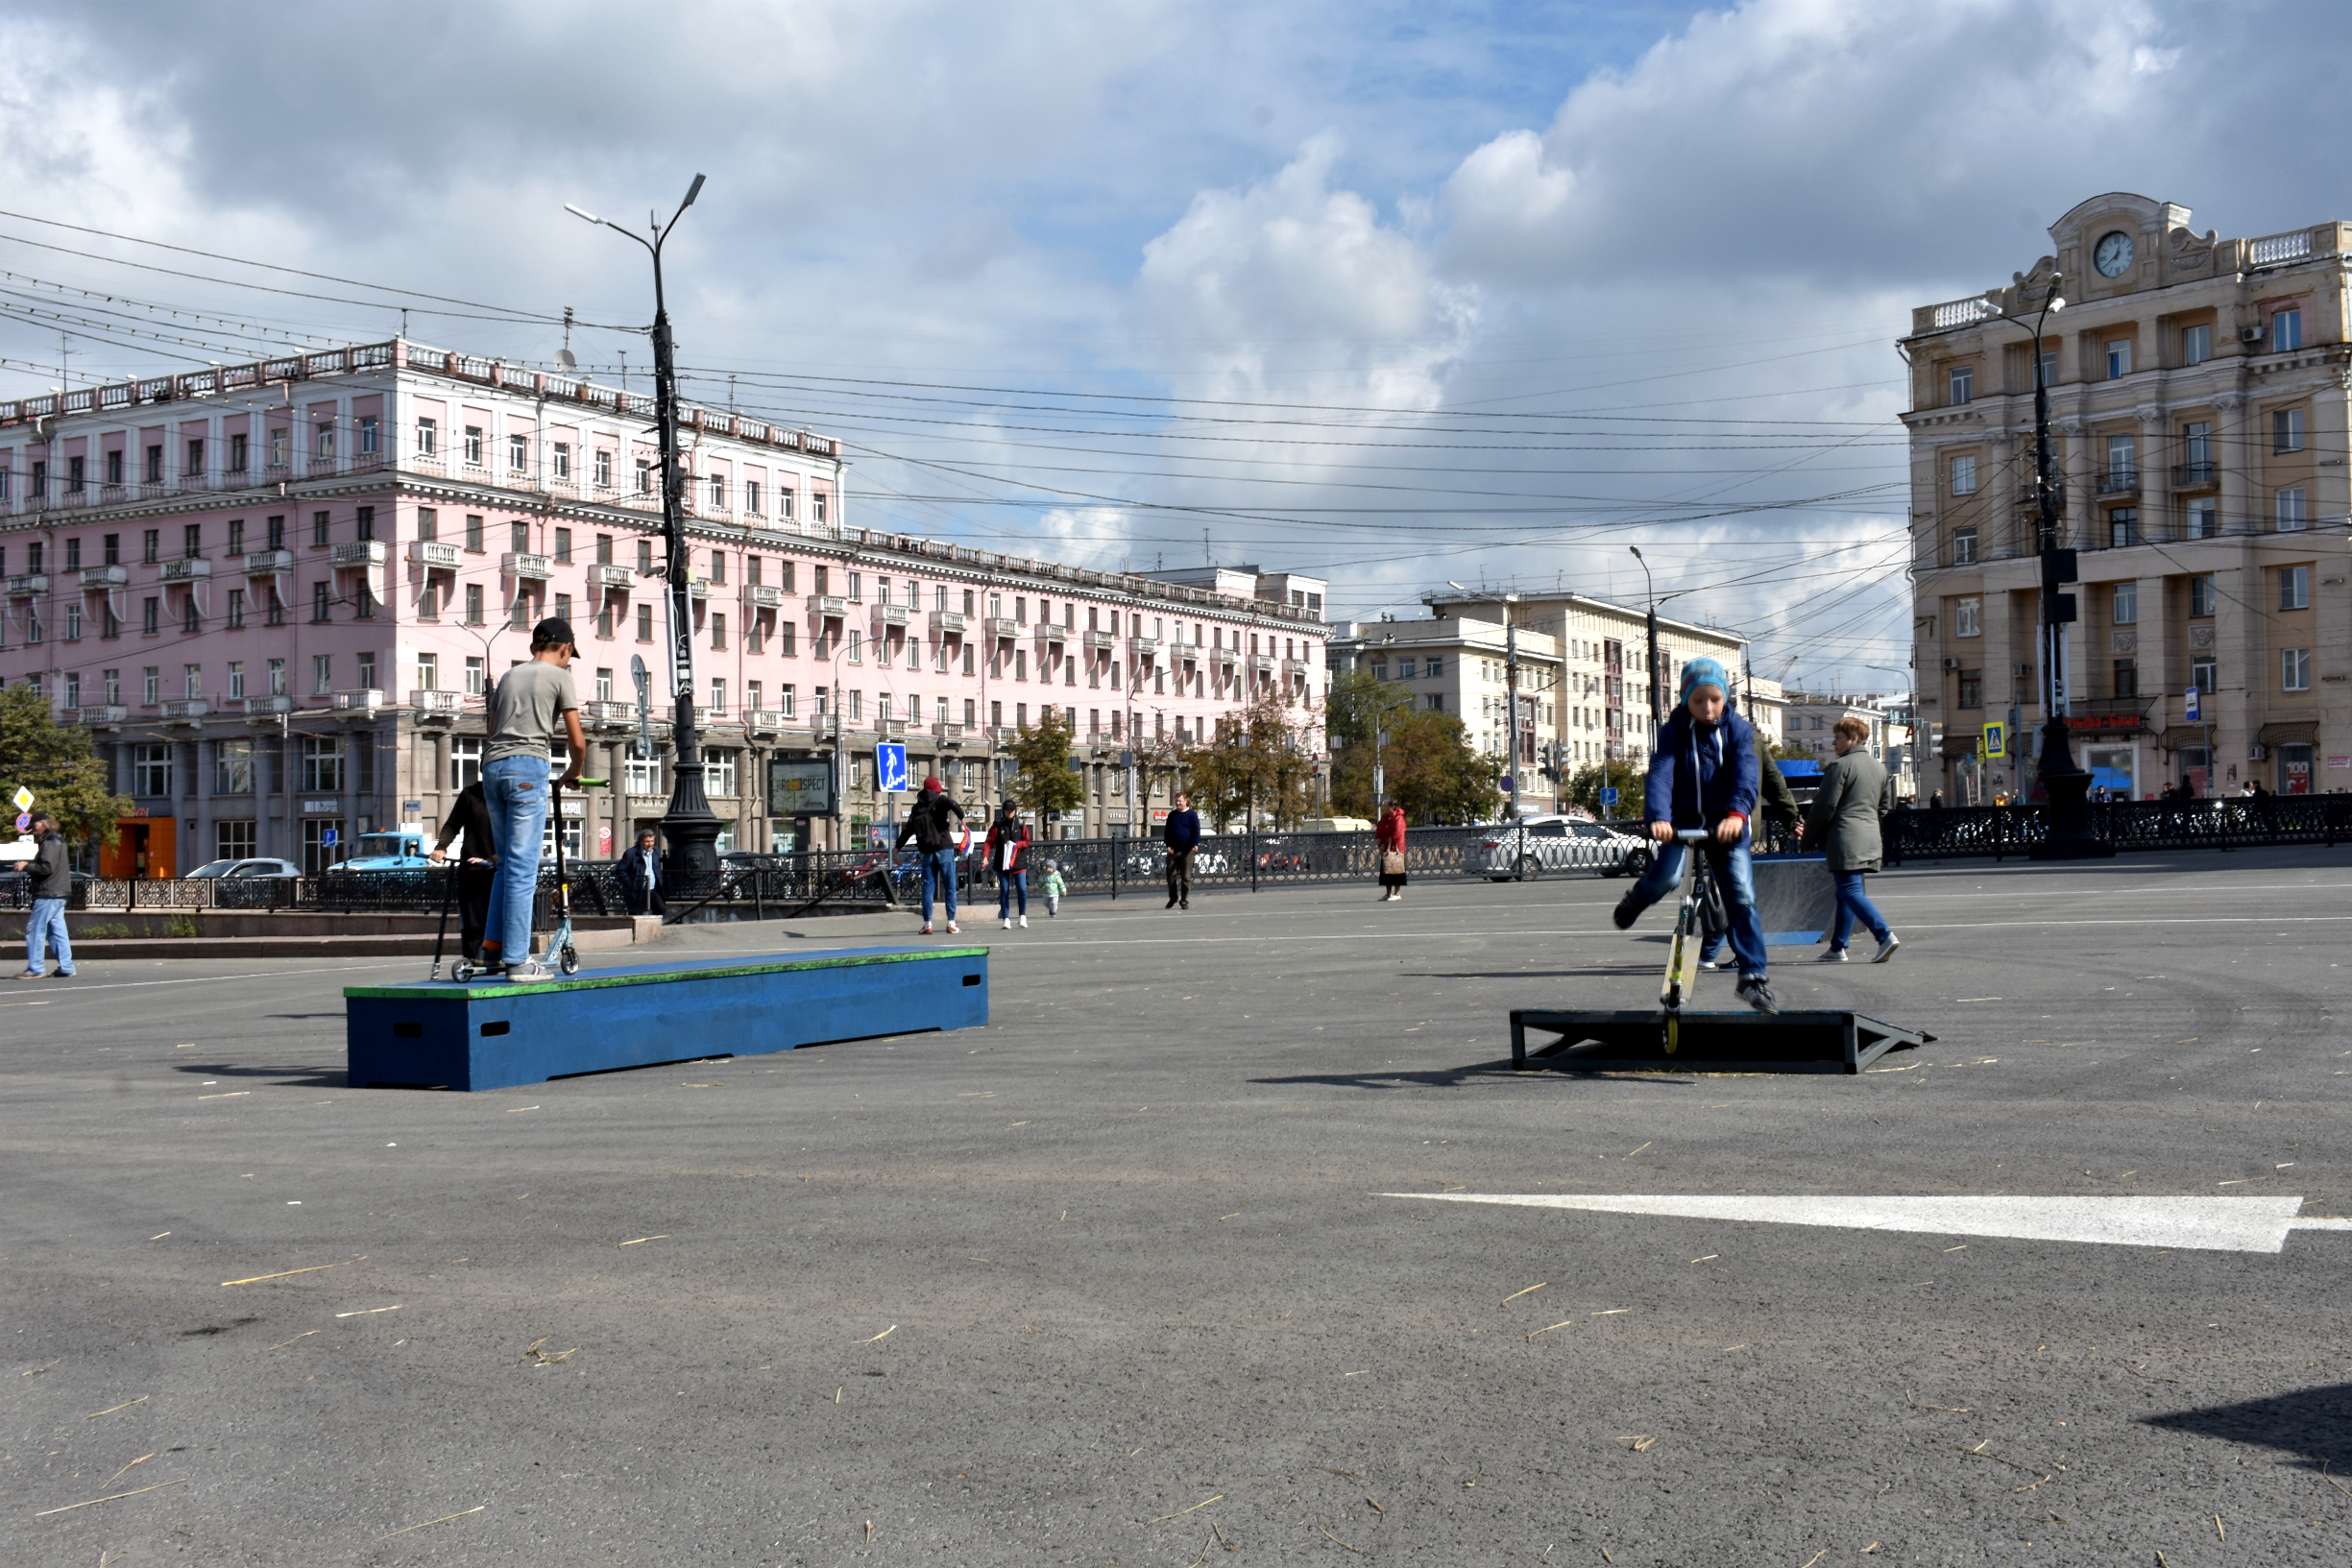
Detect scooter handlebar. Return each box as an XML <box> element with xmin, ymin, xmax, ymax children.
<box><xmin>1673</xmin><ymin>828</ymin><xmax>1713</xmax><ymax>843</ymax></box>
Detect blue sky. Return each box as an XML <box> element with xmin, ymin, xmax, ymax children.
<box><xmin>0</xmin><ymin>0</ymin><xmax>2341</xmax><ymax>688</ymax></box>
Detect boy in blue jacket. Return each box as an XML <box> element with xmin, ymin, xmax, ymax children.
<box><xmin>1611</xmin><ymin>657</ymin><xmax>1777</xmax><ymax>1013</ymax></box>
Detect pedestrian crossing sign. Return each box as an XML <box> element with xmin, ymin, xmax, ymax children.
<box><xmin>1982</xmin><ymin>722</ymin><xmax>2005</xmax><ymax>760</ymax></box>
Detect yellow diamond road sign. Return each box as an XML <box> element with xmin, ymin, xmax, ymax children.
<box><xmin>10</xmin><ymin>786</ymin><xmax>30</xmax><ymax>811</ymax></box>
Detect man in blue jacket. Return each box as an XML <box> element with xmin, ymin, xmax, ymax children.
<box><xmin>1612</xmin><ymin>657</ymin><xmax>1776</xmax><ymax>1013</ymax></box>
<box><xmin>1163</xmin><ymin>791</ymin><xmax>1201</xmax><ymax>908</ymax></box>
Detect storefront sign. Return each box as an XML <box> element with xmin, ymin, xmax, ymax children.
<box><xmin>2063</xmin><ymin>712</ymin><xmax>2145</xmax><ymax>733</ymax></box>
<box><xmin>302</xmin><ymin>798</ymin><xmax>340</xmax><ymax>813</ymax></box>
<box><xmin>2330</xmin><ymin>756</ymin><xmax>2351</xmax><ymax>771</ymax></box>
<box><xmin>767</xmin><ymin>758</ymin><xmax>837</xmax><ymax>818</ymax></box>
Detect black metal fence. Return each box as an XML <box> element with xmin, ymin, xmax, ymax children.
<box><xmin>1887</xmin><ymin>796</ymin><xmax>2352</xmax><ymax>861</ymax></box>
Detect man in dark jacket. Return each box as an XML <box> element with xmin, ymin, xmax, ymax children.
<box><xmin>614</xmin><ymin>828</ymin><xmax>667</xmax><ymax>920</ymax></box>
<box><xmin>1163</xmin><ymin>791</ymin><xmax>1202</xmax><ymax>909</ymax></box>
<box><xmin>426</xmin><ymin>782</ymin><xmax>499</xmax><ymax>960</ymax></box>
<box><xmin>894</xmin><ymin>776</ymin><xmax>965</xmax><ymax>934</ymax></box>
<box><xmin>17</xmin><ymin>810</ymin><xmax>76</xmax><ymax>979</ymax></box>
<box><xmin>1611</xmin><ymin>657</ymin><xmax>1775</xmax><ymax>1012</ymax></box>
<box><xmin>1695</xmin><ymin>717</ymin><xmax>1800</xmax><ymax>971</ymax></box>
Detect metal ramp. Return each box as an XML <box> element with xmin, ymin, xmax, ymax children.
<box><xmin>1510</xmin><ymin>1008</ymin><xmax>1934</xmax><ymax>1075</ymax></box>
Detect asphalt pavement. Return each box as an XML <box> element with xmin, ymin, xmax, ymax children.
<box><xmin>5</xmin><ymin>848</ymin><xmax>2351</xmax><ymax>1565</ymax></box>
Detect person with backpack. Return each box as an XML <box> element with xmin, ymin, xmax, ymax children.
<box><xmin>894</xmin><ymin>775</ymin><xmax>967</xmax><ymax>935</ymax></box>
<box><xmin>983</xmin><ymin>803</ymin><xmax>1031</xmax><ymax>929</ymax></box>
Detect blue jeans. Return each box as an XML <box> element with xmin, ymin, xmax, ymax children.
<box><xmin>25</xmin><ymin>897</ymin><xmax>72</xmax><ymax>975</ymax></box>
<box><xmin>920</xmin><ymin>849</ymin><xmax>958</xmax><ymax>924</ymax></box>
<box><xmin>482</xmin><ymin>756</ymin><xmax>550</xmax><ymax>963</ymax></box>
<box><xmin>1627</xmin><ymin>831</ymin><xmax>1766</xmax><ymax>977</ymax></box>
<box><xmin>1829</xmin><ymin>869</ymin><xmax>1890</xmax><ymax>951</ymax></box>
<box><xmin>998</xmin><ymin>869</ymin><xmax>1027</xmax><ymax>918</ymax></box>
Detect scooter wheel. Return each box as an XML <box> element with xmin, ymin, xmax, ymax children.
<box><xmin>559</xmin><ymin>947</ymin><xmax>580</xmax><ymax>977</ymax></box>
<box><xmin>451</xmin><ymin>962</ymin><xmax>474</xmax><ymax>981</ymax></box>
<box><xmin>1664</xmin><ymin>1013</ymin><xmax>1680</xmax><ymax>1056</ymax></box>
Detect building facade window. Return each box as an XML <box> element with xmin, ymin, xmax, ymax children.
<box><xmin>2111</xmin><ymin>658</ymin><xmax>2137</xmax><ymax>698</ymax></box>
<box><xmin>1953</xmin><ymin>596</ymin><xmax>1981</xmax><ymax>638</ymax></box>
<box><xmin>2186</xmin><ymin>496</ymin><xmax>2217</xmax><ymax>539</ymax></box>
<box><xmin>2190</xmin><ymin>574</ymin><xmax>2217</xmax><ymax>617</ymax></box>
<box><xmin>2181</xmin><ymin>323</ymin><xmax>2212</xmax><ymax>365</ymax></box>
<box><xmin>416</xmin><ymin>418</ymin><xmax>437</xmax><ymax>457</ymax></box>
<box><xmin>2280</xmin><ymin>565</ymin><xmax>2311</xmax><ymax>611</ymax></box>
<box><xmin>2283</xmin><ymin>647</ymin><xmax>2313</xmax><ymax>691</ymax></box>
<box><xmin>1947</xmin><ymin>365</ymin><xmax>1973</xmax><ymax>405</ymax></box>
<box><xmin>2271</xmin><ymin>307</ymin><xmax>2303</xmax><ymax>352</ymax></box>
<box><xmin>1957</xmin><ymin>669</ymin><xmax>1983</xmax><ymax>709</ymax></box>
<box><xmin>2111</xmin><ymin>580</ymin><xmax>2137</xmax><ymax>624</ymax></box>
<box><xmin>133</xmin><ymin>743</ymin><xmax>172</xmax><ymax>796</ymax></box>
<box><xmin>2109</xmin><ymin>507</ymin><xmax>2139</xmax><ymax>547</ymax></box>
<box><xmin>2276</xmin><ymin>488</ymin><xmax>2308</xmax><ymax>531</ymax></box>
<box><xmin>2272</xmin><ymin>406</ymin><xmax>2306</xmax><ymax>453</ymax></box>
<box><xmin>1949</xmin><ymin>454</ymin><xmax>1977</xmax><ymax>495</ymax></box>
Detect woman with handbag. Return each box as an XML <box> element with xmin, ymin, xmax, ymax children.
<box><xmin>1375</xmin><ymin>804</ymin><xmax>1408</xmax><ymax>902</ymax></box>
<box><xmin>983</xmin><ymin>803</ymin><xmax>1032</xmax><ymax>929</ymax></box>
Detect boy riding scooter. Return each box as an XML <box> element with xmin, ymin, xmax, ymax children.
<box><xmin>1611</xmin><ymin>657</ymin><xmax>1777</xmax><ymax>1014</ymax></box>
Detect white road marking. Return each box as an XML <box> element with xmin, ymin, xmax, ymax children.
<box><xmin>1385</xmin><ymin>1193</ymin><xmax>2352</xmax><ymax>1254</ymax></box>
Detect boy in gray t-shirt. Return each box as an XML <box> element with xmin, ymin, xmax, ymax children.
<box><xmin>479</xmin><ymin>617</ymin><xmax>586</xmax><ymax>979</ymax></box>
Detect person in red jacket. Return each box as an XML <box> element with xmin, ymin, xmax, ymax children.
<box><xmin>983</xmin><ymin>803</ymin><xmax>1032</xmax><ymax>929</ymax></box>
<box><xmin>1375</xmin><ymin>804</ymin><xmax>1408</xmax><ymax>902</ymax></box>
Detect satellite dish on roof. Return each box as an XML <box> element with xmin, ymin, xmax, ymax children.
<box><xmin>557</xmin><ymin>349</ymin><xmax>578</xmax><ymax>371</ymax></box>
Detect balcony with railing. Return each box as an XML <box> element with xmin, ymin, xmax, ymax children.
<box><xmin>928</xmin><ymin>610</ymin><xmax>966</xmax><ymax>636</ymax></box>
<box><xmin>410</xmin><ymin>689</ymin><xmax>461</xmax><ymax>721</ymax></box>
<box><xmin>1084</xmin><ymin>629</ymin><xmax>1116</xmax><ymax>651</ymax></box>
<box><xmin>877</xmin><ymin>719</ymin><xmax>909</xmax><ymax>739</ymax></box>
<box><xmin>742</xmin><ymin>583</ymin><xmax>784</xmax><ymax>610</ymax></box>
<box><xmin>329</xmin><ymin>688</ymin><xmax>385</xmax><ymax>715</ymax></box>
<box><xmin>744</xmin><ymin>708</ymin><xmax>785</xmax><ymax>737</ymax></box>
<box><xmin>5</xmin><ymin>572</ymin><xmax>47</xmax><ymax>597</ymax></box>
<box><xmin>329</xmin><ymin>541</ymin><xmax>388</xmax><ymax>568</ymax></box>
<box><xmin>159</xmin><ymin>557</ymin><xmax>211</xmax><ymax>583</ymax></box>
<box><xmin>1250</xmin><ymin>654</ymin><xmax>1275</xmax><ymax>673</ymax></box>
<box><xmin>983</xmin><ymin>615</ymin><xmax>1021</xmax><ymax>639</ymax></box>
<box><xmin>74</xmin><ymin>705</ymin><xmax>128</xmax><ymax>726</ymax></box>
<box><xmin>2246</xmin><ymin>228</ymin><xmax>2316</xmax><ymax>269</ymax></box>
<box><xmin>2172</xmin><ymin>461</ymin><xmax>2219</xmax><ymax>489</ymax></box>
<box><xmin>408</xmin><ymin>541</ymin><xmax>462</xmax><ymax>569</ymax></box>
<box><xmin>1129</xmin><ymin>636</ymin><xmax>1160</xmax><ymax>657</ymax></box>
<box><xmin>932</xmin><ymin>721</ymin><xmax>967</xmax><ymax>746</ymax></box>
<box><xmin>807</xmin><ymin>593</ymin><xmax>846</xmax><ymax>617</ymax></box>
<box><xmin>2095</xmin><ymin>469</ymin><xmax>2140</xmax><ymax>497</ymax></box>
<box><xmin>243</xmin><ymin>549</ymin><xmax>295</xmax><ymax>576</ymax></box>
<box><xmin>159</xmin><ymin>698</ymin><xmax>209</xmax><ymax>724</ymax></box>
<box><xmin>588</xmin><ymin>563</ymin><xmax>633</xmax><ymax>591</ymax></box>
<box><xmin>1035</xmin><ymin>621</ymin><xmax>1066</xmax><ymax>643</ymax></box>
<box><xmin>871</xmin><ymin>602</ymin><xmax>909</xmax><ymax>627</ymax></box>
<box><xmin>75</xmin><ymin>565</ymin><xmax>127</xmax><ymax>591</ymax></box>
<box><xmin>239</xmin><ymin>695</ymin><xmax>294</xmax><ymax>722</ymax></box>
<box><xmin>501</xmin><ymin>551</ymin><xmax>552</xmax><ymax>581</ymax></box>
<box><xmin>582</xmin><ymin>698</ymin><xmax>640</xmax><ymax>731</ymax></box>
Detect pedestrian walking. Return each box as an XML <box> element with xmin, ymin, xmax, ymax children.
<box><xmin>1375</xmin><ymin>803</ymin><xmax>1408</xmax><ymax>901</ymax></box>
<box><xmin>16</xmin><ymin>810</ymin><xmax>75</xmax><ymax>979</ymax></box>
<box><xmin>425</xmin><ymin>781</ymin><xmax>500</xmax><ymax>959</ymax></box>
<box><xmin>1041</xmin><ymin>859</ymin><xmax>1066</xmax><ymax>917</ymax></box>
<box><xmin>984</xmin><ymin>803</ymin><xmax>1031</xmax><ymax>929</ymax></box>
<box><xmin>1803</xmin><ymin>715</ymin><xmax>1899</xmax><ymax>964</ymax></box>
<box><xmin>614</xmin><ymin>828</ymin><xmax>667</xmax><ymax>919</ymax></box>
<box><xmin>478</xmin><ymin>617</ymin><xmax>585</xmax><ymax>980</ymax></box>
<box><xmin>894</xmin><ymin>775</ymin><xmax>966</xmax><ymax>934</ymax></box>
<box><xmin>1164</xmin><ymin>790</ymin><xmax>1201</xmax><ymax>908</ymax></box>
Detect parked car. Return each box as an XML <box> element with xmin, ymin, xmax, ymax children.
<box><xmin>326</xmin><ymin>831</ymin><xmax>431</xmax><ymax>875</ymax></box>
<box><xmin>187</xmin><ymin>857</ymin><xmax>303</xmax><ymax>881</ymax></box>
<box><xmin>1478</xmin><ymin>815</ymin><xmax>1647</xmax><ymax>880</ymax></box>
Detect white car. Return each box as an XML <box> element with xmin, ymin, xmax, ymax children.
<box><xmin>1478</xmin><ymin>816</ymin><xmax>1651</xmax><ymax>880</ymax></box>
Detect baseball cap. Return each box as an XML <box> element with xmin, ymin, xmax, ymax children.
<box><xmin>531</xmin><ymin>616</ymin><xmax>576</xmax><ymax>650</ymax></box>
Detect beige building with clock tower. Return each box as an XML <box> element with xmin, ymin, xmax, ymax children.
<box><xmin>1903</xmin><ymin>192</ymin><xmax>2352</xmax><ymax>802</ymax></box>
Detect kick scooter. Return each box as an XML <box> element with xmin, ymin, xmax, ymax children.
<box><xmin>1659</xmin><ymin>827</ymin><xmax>1728</xmax><ymax>1054</ymax></box>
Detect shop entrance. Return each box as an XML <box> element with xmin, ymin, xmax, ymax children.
<box><xmin>98</xmin><ymin>816</ymin><xmax>175</xmax><ymax>879</ymax></box>
<box><xmin>2278</xmin><ymin>743</ymin><xmax>2316</xmax><ymax>795</ymax></box>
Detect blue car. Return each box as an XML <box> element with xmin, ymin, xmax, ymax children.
<box><xmin>332</xmin><ymin>829</ymin><xmax>432</xmax><ymax>874</ymax></box>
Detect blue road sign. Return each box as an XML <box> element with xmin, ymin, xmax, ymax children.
<box><xmin>1501</xmin><ymin>775</ymin><xmax>1515</xmax><ymax>792</ymax></box>
<box><xmin>322</xmin><ymin>828</ymin><xmax>339</xmax><ymax>847</ymax></box>
<box><xmin>1600</xmin><ymin>786</ymin><xmax>1620</xmax><ymax>808</ymax></box>
<box><xmin>876</xmin><ymin>741</ymin><xmax>909</xmax><ymax>794</ymax></box>
<box><xmin>2184</xmin><ymin>685</ymin><xmax>2201</xmax><ymax>722</ymax></box>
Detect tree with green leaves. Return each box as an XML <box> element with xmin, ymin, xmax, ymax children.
<box><xmin>1377</xmin><ymin>706</ymin><xmax>1501</xmax><ymax>824</ymax></box>
<box><xmin>1183</xmin><ymin>688</ymin><xmax>1314</xmax><ymax>832</ymax></box>
<box><xmin>1323</xmin><ymin>668</ymin><xmax>1416</xmax><ymax>819</ymax></box>
<box><xmin>0</xmin><ymin>686</ymin><xmax>132</xmax><ymax>848</ymax></box>
<box><xmin>1003</xmin><ymin>709</ymin><xmax>1087</xmax><ymax>821</ymax></box>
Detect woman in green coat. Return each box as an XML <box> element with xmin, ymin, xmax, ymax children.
<box><xmin>1802</xmin><ymin>716</ymin><xmax>1900</xmax><ymax>963</ymax></box>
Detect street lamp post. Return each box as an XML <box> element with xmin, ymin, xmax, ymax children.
<box><xmin>566</xmin><ymin>176</ymin><xmax>722</xmax><ymax>879</ymax></box>
<box><xmin>1979</xmin><ymin>276</ymin><xmax>2110</xmax><ymax>858</ymax></box>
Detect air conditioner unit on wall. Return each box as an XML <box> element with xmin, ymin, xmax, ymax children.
<box><xmin>2241</xmin><ymin>326</ymin><xmax>2267</xmax><ymax>344</ymax></box>
<box><xmin>1943</xmin><ymin>657</ymin><xmax>1960</xmax><ymax>670</ymax></box>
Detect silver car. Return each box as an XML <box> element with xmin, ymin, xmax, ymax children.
<box><xmin>1478</xmin><ymin>816</ymin><xmax>1648</xmax><ymax>880</ymax></box>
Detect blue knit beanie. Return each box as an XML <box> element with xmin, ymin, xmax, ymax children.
<box><xmin>1679</xmin><ymin>657</ymin><xmax>1730</xmax><ymax>705</ymax></box>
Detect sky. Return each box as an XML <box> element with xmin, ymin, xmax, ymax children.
<box><xmin>0</xmin><ymin>0</ymin><xmax>2344</xmax><ymax>692</ymax></box>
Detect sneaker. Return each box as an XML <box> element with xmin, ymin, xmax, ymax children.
<box><xmin>1816</xmin><ymin>948</ymin><xmax>1848</xmax><ymax>963</ymax></box>
<box><xmin>1001</xmin><ymin>917</ymin><xmax>1012</xmax><ymax>929</ymax></box>
<box><xmin>1166</xmin><ymin>898</ymin><xmax>1178</xmax><ymax>909</ymax></box>
<box><xmin>1873</xmin><ymin>933</ymin><xmax>1901</xmax><ymax>964</ymax></box>
<box><xmin>1017</xmin><ymin>915</ymin><xmax>1028</xmax><ymax>929</ymax></box>
<box><xmin>921</xmin><ymin>924</ymin><xmax>934</xmax><ymax>935</ymax></box>
<box><xmin>502</xmin><ymin>960</ymin><xmax>554</xmax><ymax>982</ymax></box>
<box><xmin>1697</xmin><ymin>956</ymin><xmax>1722</xmax><ymax>972</ymax></box>
<box><xmin>15</xmin><ymin>971</ymin><xmax>45</xmax><ymax>980</ymax></box>
<box><xmin>1735</xmin><ymin>976</ymin><xmax>1779</xmax><ymax>1015</ymax></box>
<box><xmin>1611</xmin><ymin>892</ymin><xmax>1642</xmax><ymax>930</ymax></box>
<box><xmin>946</xmin><ymin>921</ymin><xmax>959</xmax><ymax>934</ymax></box>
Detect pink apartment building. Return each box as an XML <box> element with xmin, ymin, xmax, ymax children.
<box><xmin>0</xmin><ymin>341</ymin><xmax>1330</xmax><ymax>873</ymax></box>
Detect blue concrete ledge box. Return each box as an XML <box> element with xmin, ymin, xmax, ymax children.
<box><xmin>345</xmin><ymin>946</ymin><xmax>988</xmax><ymax>1091</ymax></box>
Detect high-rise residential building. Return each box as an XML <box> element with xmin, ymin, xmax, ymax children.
<box><xmin>1904</xmin><ymin>193</ymin><xmax>2349</xmax><ymax>802</ymax></box>
<box><xmin>0</xmin><ymin>340</ymin><xmax>1328</xmax><ymax>871</ymax></box>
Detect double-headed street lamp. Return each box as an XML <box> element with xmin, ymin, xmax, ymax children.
<box><xmin>566</xmin><ymin>174</ymin><xmax>722</xmax><ymax>878</ymax></box>
<box><xmin>1627</xmin><ymin>545</ymin><xmax>1700</xmax><ymax>736</ymax></box>
<box><xmin>1976</xmin><ymin>273</ymin><xmax>2111</xmax><ymax>858</ymax></box>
